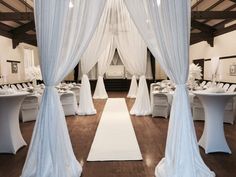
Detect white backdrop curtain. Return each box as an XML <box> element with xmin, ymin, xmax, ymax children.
<box><xmin>78</xmin><ymin>0</ymin><xmax>115</xmax><ymax>115</ymax></box>
<box><xmin>93</xmin><ymin>39</ymin><xmax>116</xmax><ymax>99</ymax></box>
<box><xmin>21</xmin><ymin>1</ymin><xmax>105</xmax><ymax>177</ymax></box>
<box><xmin>125</xmin><ymin>0</ymin><xmax>215</xmax><ymax>177</ymax></box>
<box><xmin>114</xmin><ymin>0</ymin><xmax>151</xmax><ymax>115</ymax></box>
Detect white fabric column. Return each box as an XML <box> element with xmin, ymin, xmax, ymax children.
<box><xmin>93</xmin><ymin>40</ymin><xmax>116</xmax><ymax>99</ymax></box>
<box><xmin>78</xmin><ymin>0</ymin><xmax>115</xmax><ymax>113</ymax></box>
<box><xmin>127</xmin><ymin>75</ymin><xmax>138</xmax><ymax>98</ymax></box>
<box><xmin>114</xmin><ymin>0</ymin><xmax>150</xmax><ymax>115</ymax></box>
<box><xmin>78</xmin><ymin>74</ymin><xmax>96</xmax><ymax>115</ymax></box>
<box><xmin>130</xmin><ymin>75</ymin><xmax>150</xmax><ymax>115</ymax></box>
<box><xmin>21</xmin><ymin>1</ymin><xmax>106</xmax><ymax>177</ymax></box>
<box><xmin>125</xmin><ymin>0</ymin><xmax>215</xmax><ymax>176</ymax></box>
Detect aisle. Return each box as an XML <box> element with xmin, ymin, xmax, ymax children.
<box><xmin>87</xmin><ymin>98</ymin><xmax>142</xmax><ymax>161</ymax></box>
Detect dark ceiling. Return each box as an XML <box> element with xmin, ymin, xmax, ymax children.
<box><xmin>0</xmin><ymin>0</ymin><xmax>236</xmax><ymax>48</ymax></box>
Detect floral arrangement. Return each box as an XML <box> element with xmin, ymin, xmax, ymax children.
<box><xmin>25</xmin><ymin>65</ymin><xmax>42</xmax><ymax>81</ymax></box>
<box><xmin>188</xmin><ymin>63</ymin><xmax>202</xmax><ymax>88</ymax></box>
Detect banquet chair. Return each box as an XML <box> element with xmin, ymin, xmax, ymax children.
<box><xmin>10</xmin><ymin>84</ymin><xmax>18</xmax><ymax>91</ymax></box>
<box><xmin>70</xmin><ymin>87</ymin><xmax>80</xmax><ymax>104</ymax></box>
<box><xmin>200</xmin><ymin>81</ymin><xmax>206</xmax><ymax>87</ymax></box>
<box><xmin>27</xmin><ymin>82</ymin><xmax>33</xmax><ymax>87</ymax></box>
<box><xmin>152</xmin><ymin>93</ymin><xmax>170</xmax><ymax>118</ymax></box>
<box><xmin>217</xmin><ymin>82</ymin><xmax>224</xmax><ymax>88</ymax></box>
<box><xmin>22</xmin><ymin>83</ymin><xmax>28</xmax><ymax>88</ymax></box>
<box><xmin>227</xmin><ymin>84</ymin><xmax>236</xmax><ymax>93</ymax></box>
<box><xmin>223</xmin><ymin>98</ymin><xmax>235</xmax><ymax>124</ymax></box>
<box><xmin>20</xmin><ymin>95</ymin><xmax>39</xmax><ymax>122</ymax></box>
<box><xmin>192</xmin><ymin>96</ymin><xmax>205</xmax><ymax>121</ymax></box>
<box><xmin>60</xmin><ymin>92</ymin><xmax>78</xmax><ymax>116</ymax></box>
<box><xmin>222</xmin><ymin>83</ymin><xmax>230</xmax><ymax>92</ymax></box>
<box><xmin>17</xmin><ymin>84</ymin><xmax>23</xmax><ymax>90</ymax></box>
<box><xmin>205</xmin><ymin>81</ymin><xmax>212</xmax><ymax>88</ymax></box>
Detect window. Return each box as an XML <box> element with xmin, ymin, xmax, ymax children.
<box><xmin>23</xmin><ymin>48</ymin><xmax>34</xmax><ymax>69</ymax></box>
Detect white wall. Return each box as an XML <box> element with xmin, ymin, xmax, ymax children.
<box><xmin>190</xmin><ymin>30</ymin><xmax>236</xmax><ymax>83</ymax></box>
<box><xmin>0</xmin><ymin>36</ymin><xmax>39</xmax><ymax>84</ymax></box>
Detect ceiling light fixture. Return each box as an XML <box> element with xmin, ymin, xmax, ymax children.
<box><xmin>69</xmin><ymin>0</ymin><xmax>74</xmax><ymax>8</ymax></box>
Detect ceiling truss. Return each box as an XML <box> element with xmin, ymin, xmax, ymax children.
<box><xmin>0</xmin><ymin>1</ymin><xmax>235</xmax><ymax>48</ymax></box>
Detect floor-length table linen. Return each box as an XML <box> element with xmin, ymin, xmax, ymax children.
<box><xmin>0</xmin><ymin>92</ymin><xmax>28</xmax><ymax>154</ymax></box>
<box><xmin>194</xmin><ymin>91</ymin><xmax>236</xmax><ymax>154</ymax></box>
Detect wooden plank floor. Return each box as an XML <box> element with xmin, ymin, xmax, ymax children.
<box><xmin>0</xmin><ymin>92</ymin><xmax>236</xmax><ymax>177</ymax></box>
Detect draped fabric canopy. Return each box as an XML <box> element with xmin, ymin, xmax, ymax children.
<box><xmin>21</xmin><ymin>0</ymin><xmax>106</xmax><ymax>176</ymax></box>
<box><xmin>125</xmin><ymin>0</ymin><xmax>215</xmax><ymax>176</ymax></box>
<box><xmin>79</xmin><ymin>0</ymin><xmax>151</xmax><ymax>116</ymax></box>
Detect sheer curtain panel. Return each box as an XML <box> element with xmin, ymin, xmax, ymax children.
<box><xmin>21</xmin><ymin>1</ymin><xmax>105</xmax><ymax>177</ymax></box>
<box><xmin>78</xmin><ymin>0</ymin><xmax>114</xmax><ymax>113</ymax></box>
<box><xmin>125</xmin><ymin>0</ymin><xmax>215</xmax><ymax>176</ymax></box>
<box><xmin>93</xmin><ymin>40</ymin><xmax>116</xmax><ymax>99</ymax></box>
<box><xmin>115</xmin><ymin>0</ymin><xmax>151</xmax><ymax>115</ymax></box>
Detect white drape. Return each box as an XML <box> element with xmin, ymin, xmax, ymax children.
<box><xmin>125</xmin><ymin>0</ymin><xmax>215</xmax><ymax>176</ymax></box>
<box><xmin>93</xmin><ymin>40</ymin><xmax>116</xmax><ymax>99</ymax></box>
<box><xmin>113</xmin><ymin>0</ymin><xmax>150</xmax><ymax>115</ymax></box>
<box><xmin>127</xmin><ymin>75</ymin><xmax>138</xmax><ymax>98</ymax></box>
<box><xmin>78</xmin><ymin>0</ymin><xmax>115</xmax><ymax>113</ymax></box>
<box><xmin>21</xmin><ymin>1</ymin><xmax>105</xmax><ymax>177</ymax></box>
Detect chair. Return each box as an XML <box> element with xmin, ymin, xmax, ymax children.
<box><xmin>20</xmin><ymin>95</ymin><xmax>39</xmax><ymax>122</ymax></box>
<box><xmin>205</xmin><ymin>81</ymin><xmax>212</xmax><ymax>88</ymax></box>
<box><xmin>22</xmin><ymin>83</ymin><xmax>28</xmax><ymax>88</ymax></box>
<box><xmin>60</xmin><ymin>92</ymin><xmax>78</xmax><ymax>116</ymax></box>
<box><xmin>223</xmin><ymin>98</ymin><xmax>235</xmax><ymax>124</ymax></box>
<box><xmin>70</xmin><ymin>87</ymin><xmax>80</xmax><ymax>104</ymax></box>
<box><xmin>10</xmin><ymin>84</ymin><xmax>18</xmax><ymax>91</ymax></box>
<box><xmin>217</xmin><ymin>82</ymin><xmax>224</xmax><ymax>88</ymax></box>
<box><xmin>192</xmin><ymin>96</ymin><xmax>205</xmax><ymax>121</ymax></box>
<box><xmin>227</xmin><ymin>84</ymin><xmax>236</xmax><ymax>93</ymax></box>
<box><xmin>222</xmin><ymin>83</ymin><xmax>230</xmax><ymax>92</ymax></box>
<box><xmin>27</xmin><ymin>82</ymin><xmax>33</xmax><ymax>87</ymax></box>
<box><xmin>200</xmin><ymin>81</ymin><xmax>206</xmax><ymax>87</ymax></box>
<box><xmin>152</xmin><ymin>93</ymin><xmax>170</xmax><ymax>118</ymax></box>
<box><xmin>17</xmin><ymin>84</ymin><xmax>23</xmax><ymax>90</ymax></box>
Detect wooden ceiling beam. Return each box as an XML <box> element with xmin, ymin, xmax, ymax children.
<box><xmin>0</xmin><ymin>22</ymin><xmax>14</xmax><ymax>31</ymax></box>
<box><xmin>12</xmin><ymin>33</ymin><xmax>36</xmax><ymax>48</ymax></box>
<box><xmin>192</xmin><ymin>11</ymin><xmax>236</xmax><ymax>19</ymax></box>
<box><xmin>11</xmin><ymin>21</ymin><xmax>35</xmax><ymax>35</ymax></box>
<box><xmin>18</xmin><ymin>0</ymin><xmax>34</xmax><ymax>11</ymax></box>
<box><xmin>192</xmin><ymin>0</ymin><xmax>204</xmax><ymax>9</ymax></box>
<box><xmin>190</xmin><ymin>32</ymin><xmax>214</xmax><ymax>47</ymax></box>
<box><xmin>191</xmin><ymin>20</ymin><xmax>216</xmax><ymax>33</ymax></box>
<box><xmin>0</xmin><ymin>0</ymin><xmax>24</xmax><ymax>25</ymax></box>
<box><xmin>0</xmin><ymin>28</ymin><xmax>12</xmax><ymax>38</ymax></box>
<box><xmin>0</xmin><ymin>12</ymin><xmax>34</xmax><ymax>21</ymax></box>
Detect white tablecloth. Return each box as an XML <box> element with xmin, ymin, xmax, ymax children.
<box><xmin>0</xmin><ymin>92</ymin><xmax>29</xmax><ymax>154</ymax></box>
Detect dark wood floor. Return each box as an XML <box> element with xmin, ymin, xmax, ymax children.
<box><xmin>0</xmin><ymin>92</ymin><xmax>236</xmax><ymax>177</ymax></box>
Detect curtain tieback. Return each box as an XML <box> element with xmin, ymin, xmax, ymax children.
<box><xmin>45</xmin><ymin>85</ymin><xmax>55</xmax><ymax>88</ymax></box>
<box><xmin>176</xmin><ymin>83</ymin><xmax>187</xmax><ymax>88</ymax></box>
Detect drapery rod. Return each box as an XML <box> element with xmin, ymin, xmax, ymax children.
<box><xmin>204</xmin><ymin>55</ymin><xmax>236</xmax><ymax>61</ymax></box>
<box><xmin>6</xmin><ymin>60</ymin><xmax>21</xmax><ymax>63</ymax></box>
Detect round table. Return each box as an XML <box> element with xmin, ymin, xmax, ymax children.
<box><xmin>193</xmin><ymin>91</ymin><xmax>236</xmax><ymax>154</ymax></box>
<box><xmin>0</xmin><ymin>92</ymin><xmax>29</xmax><ymax>154</ymax></box>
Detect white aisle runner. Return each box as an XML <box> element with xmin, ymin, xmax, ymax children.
<box><xmin>87</xmin><ymin>98</ymin><xmax>142</xmax><ymax>161</ymax></box>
